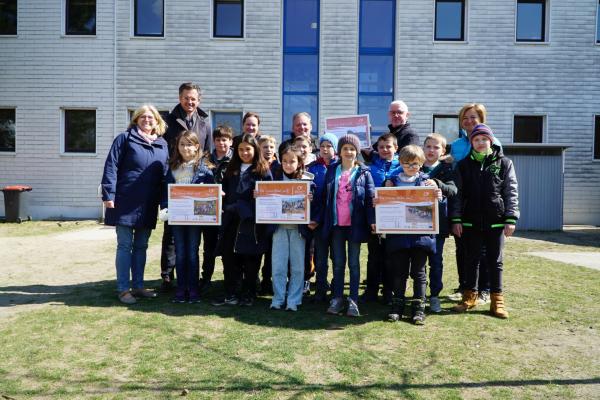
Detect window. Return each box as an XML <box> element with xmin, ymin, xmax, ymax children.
<box><xmin>282</xmin><ymin>0</ymin><xmax>319</xmax><ymax>140</ymax></box>
<box><xmin>358</xmin><ymin>0</ymin><xmax>395</xmax><ymax>142</ymax></box>
<box><xmin>435</xmin><ymin>0</ymin><xmax>465</xmax><ymax>41</ymax></box>
<box><xmin>433</xmin><ymin>115</ymin><xmax>459</xmax><ymax>143</ymax></box>
<box><xmin>594</xmin><ymin>115</ymin><xmax>600</xmax><ymax>160</ymax></box>
<box><xmin>0</xmin><ymin>0</ymin><xmax>17</xmax><ymax>35</ymax></box>
<box><xmin>597</xmin><ymin>1</ymin><xmax>600</xmax><ymax>44</ymax></box>
<box><xmin>0</xmin><ymin>108</ymin><xmax>15</xmax><ymax>152</ymax></box>
<box><xmin>213</xmin><ymin>0</ymin><xmax>243</xmax><ymax>38</ymax></box>
<box><xmin>64</xmin><ymin>109</ymin><xmax>95</xmax><ymax>153</ymax></box>
<box><xmin>134</xmin><ymin>0</ymin><xmax>164</xmax><ymax>37</ymax></box>
<box><xmin>65</xmin><ymin>0</ymin><xmax>96</xmax><ymax>35</ymax></box>
<box><xmin>212</xmin><ymin>111</ymin><xmax>242</xmax><ymax>136</ymax></box>
<box><xmin>514</xmin><ymin>115</ymin><xmax>543</xmax><ymax>143</ymax></box>
<box><xmin>516</xmin><ymin>0</ymin><xmax>546</xmax><ymax>42</ymax></box>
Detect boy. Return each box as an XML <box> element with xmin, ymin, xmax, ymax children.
<box><xmin>307</xmin><ymin>133</ymin><xmax>338</xmax><ymax>301</ymax></box>
<box><xmin>421</xmin><ymin>133</ymin><xmax>457</xmax><ymax>312</ymax></box>
<box><xmin>360</xmin><ymin>133</ymin><xmax>403</xmax><ymax>303</ymax></box>
<box><xmin>450</xmin><ymin>124</ymin><xmax>518</xmax><ymax>319</ymax></box>
<box><xmin>384</xmin><ymin>145</ymin><xmax>440</xmax><ymax>325</ymax></box>
<box><xmin>293</xmin><ymin>135</ymin><xmax>317</xmax><ymax>165</ymax></box>
<box><xmin>259</xmin><ymin>135</ymin><xmax>279</xmax><ymax>168</ymax></box>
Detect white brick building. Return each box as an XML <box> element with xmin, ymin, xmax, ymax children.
<box><xmin>1</xmin><ymin>0</ymin><xmax>599</xmax><ymax>225</ymax></box>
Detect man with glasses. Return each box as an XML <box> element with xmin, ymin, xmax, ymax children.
<box><xmin>385</xmin><ymin>100</ymin><xmax>420</xmax><ymax>151</ymax></box>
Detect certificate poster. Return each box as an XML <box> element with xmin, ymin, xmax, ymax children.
<box><xmin>255</xmin><ymin>181</ymin><xmax>310</xmax><ymax>224</ymax></box>
<box><xmin>375</xmin><ymin>187</ymin><xmax>439</xmax><ymax>234</ymax></box>
<box><xmin>325</xmin><ymin>115</ymin><xmax>371</xmax><ymax>149</ymax></box>
<box><xmin>168</xmin><ymin>184</ymin><xmax>222</xmax><ymax>226</ymax></box>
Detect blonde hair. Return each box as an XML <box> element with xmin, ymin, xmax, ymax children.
<box><xmin>258</xmin><ymin>135</ymin><xmax>277</xmax><ymax>146</ymax></box>
<box><xmin>399</xmin><ymin>145</ymin><xmax>426</xmax><ymax>164</ymax></box>
<box><xmin>458</xmin><ymin>103</ymin><xmax>487</xmax><ymax>126</ymax></box>
<box><xmin>424</xmin><ymin>133</ymin><xmax>447</xmax><ymax>150</ymax></box>
<box><xmin>129</xmin><ymin>104</ymin><xmax>166</xmax><ymax>136</ymax></box>
<box><xmin>293</xmin><ymin>135</ymin><xmax>312</xmax><ymax>145</ymax></box>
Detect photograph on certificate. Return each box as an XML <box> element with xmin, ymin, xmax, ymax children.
<box><xmin>375</xmin><ymin>187</ymin><xmax>439</xmax><ymax>234</ymax></box>
<box><xmin>168</xmin><ymin>184</ymin><xmax>222</xmax><ymax>226</ymax></box>
<box><xmin>325</xmin><ymin>115</ymin><xmax>371</xmax><ymax>148</ymax></box>
<box><xmin>255</xmin><ymin>181</ymin><xmax>310</xmax><ymax>224</ymax></box>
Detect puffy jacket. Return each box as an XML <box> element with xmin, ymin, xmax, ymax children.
<box><xmin>450</xmin><ymin>145</ymin><xmax>519</xmax><ymax>229</ymax></box>
<box><xmin>101</xmin><ymin>127</ymin><xmax>168</xmax><ymax>229</ymax></box>
<box><xmin>307</xmin><ymin>156</ymin><xmax>337</xmax><ymax>221</ymax></box>
<box><xmin>365</xmin><ymin>151</ymin><xmax>403</xmax><ymax>187</ymax></box>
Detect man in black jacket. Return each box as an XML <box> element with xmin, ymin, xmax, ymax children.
<box><xmin>373</xmin><ymin>100</ymin><xmax>420</xmax><ymax>152</ymax></box>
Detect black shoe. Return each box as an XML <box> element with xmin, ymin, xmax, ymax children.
<box><xmin>198</xmin><ymin>279</ymin><xmax>211</xmax><ymax>296</ymax></box>
<box><xmin>387</xmin><ymin>298</ymin><xmax>404</xmax><ymax>322</ymax></box>
<box><xmin>312</xmin><ymin>290</ymin><xmax>328</xmax><ymax>303</ymax></box>
<box><xmin>212</xmin><ymin>295</ymin><xmax>238</xmax><ymax>306</ymax></box>
<box><xmin>258</xmin><ymin>280</ymin><xmax>273</xmax><ymax>296</ymax></box>
<box><xmin>360</xmin><ymin>291</ymin><xmax>378</xmax><ymax>303</ymax></box>
<box><xmin>239</xmin><ymin>296</ymin><xmax>254</xmax><ymax>307</ymax></box>
<box><xmin>171</xmin><ymin>296</ymin><xmax>186</xmax><ymax>304</ymax></box>
<box><xmin>412</xmin><ymin>299</ymin><xmax>426</xmax><ymax>325</ymax></box>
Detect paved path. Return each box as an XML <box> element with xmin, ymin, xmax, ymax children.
<box><xmin>528</xmin><ymin>252</ymin><xmax>600</xmax><ymax>271</ymax></box>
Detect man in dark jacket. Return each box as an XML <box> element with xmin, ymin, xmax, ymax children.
<box><xmin>160</xmin><ymin>82</ymin><xmax>213</xmax><ymax>290</ymax></box>
<box><xmin>373</xmin><ymin>100</ymin><xmax>420</xmax><ymax>152</ymax></box>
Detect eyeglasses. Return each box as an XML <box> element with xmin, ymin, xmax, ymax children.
<box><xmin>401</xmin><ymin>162</ymin><xmax>421</xmax><ymax>169</ymax></box>
<box><xmin>389</xmin><ymin>111</ymin><xmax>407</xmax><ymax>116</ymax></box>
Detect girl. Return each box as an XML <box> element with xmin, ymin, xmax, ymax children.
<box><xmin>162</xmin><ymin>130</ymin><xmax>215</xmax><ymax>303</ymax></box>
<box><xmin>316</xmin><ymin>134</ymin><xmax>375</xmax><ymax>317</ymax></box>
<box><xmin>269</xmin><ymin>144</ymin><xmax>315</xmax><ymax>311</ymax></box>
<box><xmin>214</xmin><ymin>134</ymin><xmax>273</xmax><ymax>306</ymax></box>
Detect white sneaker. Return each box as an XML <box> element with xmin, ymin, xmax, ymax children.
<box><xmin>476</xmin><ymin>291</ymin><xmax>490</xmax><ymax>306</ymax></box>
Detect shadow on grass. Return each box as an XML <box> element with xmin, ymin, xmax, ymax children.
<box><xmin>515</xmin><ymin>228</ymin><xmax>600</xmax><ymax>249</ymax></box>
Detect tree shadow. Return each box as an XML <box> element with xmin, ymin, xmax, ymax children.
<box><xmin>515</xmin><ymin>228</ymin><xmax>600</xmax><ymax>249</ymax></box>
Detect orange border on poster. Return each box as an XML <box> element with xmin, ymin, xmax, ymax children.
<box><xmin>167</xmin><ymin>184</ymin><xmax>222</xmax><ymax>226</ymax></box>
<box><xmin>374</xmin><ymin>186</ymin><xmax>439</xmax><ymax>234</ymax></box>
<box><xmin>255</xmin><ymin>181</ymin><xmax>310</xmax><ymax>224</ymax></box>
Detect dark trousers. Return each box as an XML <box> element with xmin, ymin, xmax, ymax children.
<box><xmin>463</xmin><ymin>228</ymin><xmax>504</xmax><ymax>293</ymax></box>
<box><xmin>201</xmin><ymin>226</ymin><xmax>218</xmax><ymax>282</ymax></box>
<box><xmin>454</xmin><ymin>235</ymin><xmax>490</xmax><ymax>292</ymax></box>
<box><xmin>426</xmin><ymin>236</ymin><xmax>446</xmax><ymax>297</ymax></box>
<box><xmin>388</xmin><ymin>248</ymin><xmax>428</xmax><ymax>301</ymax></box>
<box><xmin>172</xmin><ymin>225</ymin><xmax>201</xmax><ymax>298</ymax></box>
<box><xmin>221</xmin><ymin>239</ymin><xmax>261</xmax><ymax>299</ymax></box>
<box><xmin>314</xmin><ymin>226</ymin><xmax>332</xmax><ymax>294</ymax></box>
<box><xmin>365</xmin><ymin>235</ymin><xmax>389</xmax><ymax>297</ymax></box>
<box><xmin>304</xmin><ymin>236</ymin><xmax>314</xmax><ymax>281</ymax></box>
<box><xmin>260</xmin><ymin>235</ymin><xmax>273</xmax><ymax>284</ymax></box>
<box><xmin>160</xmin><ymin>222</ymin><xmax>175</xmax><ymax>280</ymax></box>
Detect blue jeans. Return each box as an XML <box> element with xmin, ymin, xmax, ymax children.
<box><xmin>314</xmin><ymin>225</ymin><xmax>331</xmax><ymax>294</ymax></box>
<box><xmin>115</xmin><ymin>225</ymin><xmax>152</xmax><ymax>293</ymax></box>
<box><xmin>271</xmin><ymin>226</ymin><xmax>305</xmax><ymax>308</ymax></box>
<box><xmin>427</xmin><ymin>236</ymin><xmax>446</xmax><ymax>297</ymax></box>
<box><xmin>172</xmin><ymin>225</ymin><xmax>202</xmax><ymax>298</ymax></box>
<box><xmin>331</xmin><ymin>226</ymin><xmax>361</xmax><ymax>302</ymax></box>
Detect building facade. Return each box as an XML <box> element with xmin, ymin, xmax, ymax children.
<box><xmin>1</xmin><ymin>0</ymin><xmax>599</xmax><ymax>225</ymax></box>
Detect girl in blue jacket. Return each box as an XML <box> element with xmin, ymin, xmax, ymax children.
<box><xmin>161</xmin><ymin>130</ymin><xmax>215</xmax><ymax>303</ymax></box>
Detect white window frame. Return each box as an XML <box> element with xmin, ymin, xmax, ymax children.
<box><xmin>61</xmin><ymin>0</ymin><xmax>97</xmax><ymax>37</ymax></box>
<box><xmin>60</xmin><ymin>108</ymin><xmax>98</xmax><ymax>156</ymax></box>
<box><xmin>130</xmin><ymin>0</ymin><xmax>167</xmax><ymax>39</ymax></box>
<box><xmin>514</xmin><ymin>0</ymin><xmax>550</xmax><ymax>45</ymax></box>
<box><xmin>432</xmin><ymin>0</ymin><xmax>468</xmax><ymax>44</ymax></box>
<box><xmin>512</xmin><ymin>113</ymin><xmax>547</xmax><ymax>144</ymax></box>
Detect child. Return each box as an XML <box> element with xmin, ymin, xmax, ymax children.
<box><xmin>421</xmin><ymin>133</ymin><xmax>457</xmax><ymax>313</ymax></box>
<box><xmin>360</xmin><ymin>132</ymin><xmax>403</xmax><ymax>304</ymax></box>
<box><xmin>450</xmin><ymin>124</ymin><xmax>518</xmax><ymax>319</ymax></box>
<box><xmin>293</xmin><ymin>135</ymin><xmax>317</xmax><ymax>165</ymax></box>
<box><xmin>259</xmin><ymin>135</ymin><xmax>279</xmax><ymax>167</ymax></box>
<box><xmin>161</xmin><ymin>130</ymin><xmax>215</xmax><ymax>303</ymax></box>
<box><xmin>307</xmin><ymin>133</ymin><xmax>338</xmax><ymax>302</ymax></box>
<box><xmin>269</xmin><ymin>143</ymin><xmax>315</xmax><ymax>311</ymax></box>
<box><xmin>213</xmin><ymin>134</ymin><xmax>273</xmax><ymax>306</ymax></box>
<box><xmin>384</xmin><ymin>145</ymin><xmax>440</xmax><ymax>325</ymax></box>
<box><xmin>317</xmin><ymin>134</ymin><xmax>375</xmax><ymax>317</ymax></box>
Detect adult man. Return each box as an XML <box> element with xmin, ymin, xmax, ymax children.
<box><xmin>373</xmin><ymin>100</ymin><xmax>420</xmax><ymax>151</ymax></box>
<box><xmin>160</xmin><ymin>82</ymin><xmax>213</xmax><ymax>291</ymax></box>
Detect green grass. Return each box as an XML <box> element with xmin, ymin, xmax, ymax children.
<box><xmin>0</xmin><ymin>222</ymin><xmax>599</xmax><ymax>399</ymax></box>
<box><xmin>0</xmin><ymin>219</ymin><xmax>99</xmax><ymax>237</ymax></box>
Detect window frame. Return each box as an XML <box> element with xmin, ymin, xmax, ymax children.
<box><xmin>594</xmin><ymin>114</ymin><xmax>600</xmax><ymax>161</ymax></box>
<box><xmin>596</xmin><ymin>0</ymin><xmax>600</xmax><ymax>45</ymax></box>
<box><xmin>0</xmin><ymin>107</ymin><xmax>16</xmax><ymax>153</ymax></box>
<box><xmin>210</xmin><ymin>110</ymin><xmax>243</xmax><ymax>137</ymax></box>
<box><xmin>515</xmin><ymin>0</ymin><xmax>548</xmax><ymax>43</ymax></box>
<box><xmin>212</xmin><ymin>0</ymin><xmax>244</xmax><ymax>39</ymax></box>
<box><xmin>432</xmin><ymin>114</ymin><xmax>460</xmax><ymax>143</ymax></box>
<box><xmin>434</xmin><ymin>0</ymin><xmax>466</xmax><ymax>42</ymax></box>
<box><xmin>133</xmin><ymin>0</ymin><xmax>165</xmax><ymax>38</ymax></box>
<box><xmin>0</xmin><ymin>0</ymin><xmax>18</xmax><ymax>36</ymax></box>
<box><xmin>512</xmin><ymin>114</ymin><xmax>546</xmax><ymax>144</ymax></box>
<box><xmin>64</xmin><ymin>0</ymin><xmax>96</xmax><ymax>36</ymax></box>
<box><xmin>61</xmin><ymin>108</ymin><xmax>97</xmax><ymax>155</ymax></box>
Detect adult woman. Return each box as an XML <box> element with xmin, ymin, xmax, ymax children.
<box><xmin>101</xmin><ymin>104</ymin><xmax>169</xmax><ymax>304</ymax></box>
<box><xmin>233</xmin><ymin>112</ymin><xmax>262</xmax><ymax>149</ymax></box>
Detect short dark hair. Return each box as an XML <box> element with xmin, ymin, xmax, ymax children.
<box><xmin>377</xmin><ymin>132</ymin><xmax>397</xmax><ymax>145</ymax></box>
<box><xmin>213</xmin><ymin>125</ymin><xmax>233</xmax><ymax>140</ymax></box>
<box><xmin>179</xmin><ymin>82</ymin><xmax>201</xmax><ymax>95</ymax></box>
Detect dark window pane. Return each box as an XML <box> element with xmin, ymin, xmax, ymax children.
<box><xmin>517</xmin><ymin>1</ymin><xmax>544</xmax><ymax>42</ymax></box>
<box><xmin>283</xmin><ymin>54</ymin><xmax>318</xmax><ymax>92</ymax></box>
<box><xmin>0</xmin><ymin>0</ymin><xmax>17</xmax><ymax>35</ymax></box>
<box><xmin>358</xmin><ymin>55</ymin><xmax>393</xmax><ymax>93</ymax></box>
<box><xmin>0</xmin><ymin>108</ymin><xmax>15</xmax><ymax>152</ymax></box>
<box><xmin>433</xmin><ymin>115</ymin><xmax>459</xmax><ymax>142</ymax></box>
<box><xmin>284</xmin><ymin>0</ymin><xmax>318</xmax><ymax>48</ymax></box>
<box><xmin>283</xmin><ymin>94</ymin><xmax>317</xmax><ymax>135</ymax></box>
<box><xmin>514</xmin><ymin>115</ymin><xmax>543</xmax><ymax>143</ymax></box>
<box><xmin>597</xmin><ymin>1</ymin><xmax>600</xmax><ymax>43</ymax></box>
<box><xmin>65</xmin><ymin>110</ymin><xmax>95</xmax><ymax>153</ymax></box>
<box><xmin>360</xmin><ymin>0</ymin><xmax>394</xmax><ymax>49</ymax></box>
<box><xmin>212</xmin><ymin>112</ymin><xmax>242</xmax><ymax>136</ymax></box>
<box><xmin>594</xmin><ymin>116</ymin><xmax>600</xmax><ymax>160</ymax></box>
<box><xmin>358</xmin><ymin>94</ymin><xmax>393</xmax><ymax>138</ymax></box>
<box><xmin>135</xmin><ymin>0</ymin><xmax>164</xmax><ymax>36</ymax></box>
<box><xmin>214</xmin><ymin>0</ymin><xmax>243</xmax><ymax>38</ymax></box>
<box><xmin>435</xmin><ymin>0</ymin><xmax>464</xmax><ymax>41</ymax></box>
<box><xmin>66</xmin><ymin>0</ymin><xmax>96</xmax><ymax>35</ymax></box>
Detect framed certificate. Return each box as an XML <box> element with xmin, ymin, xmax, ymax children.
<box><xmin>375</xmin><ymin>187</ymin><xmax>439</xmax><ymax>234</ymax></box>
<box><xmin>168</xmin><ymin>184</ymin><xmax>222</xmax><ymax>226</ymax></box>
<box><xmin>325</xmin><ymin>114</ymin><xmax>371</xmax><ymax>148</ymax></box>
<box><xmin>255</xmin><ymin>181</ymin><xmax>311</xmax><ymax>224</ymax></box>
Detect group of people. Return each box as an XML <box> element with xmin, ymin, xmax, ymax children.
<box><xmin>100</xmin><ymin>82</ymin><xmax>519</xmax><ymax>325</ymax></box>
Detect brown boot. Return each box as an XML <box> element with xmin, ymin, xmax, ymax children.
<box><xmin>490</xmin><ymin>292</ymin><xmax>509</xmax><ymax>319</ymax></box>
<box><xmin>452</xmin><ymin>289</ymin><xmax>478</xmax><ymax>313</ymax></box>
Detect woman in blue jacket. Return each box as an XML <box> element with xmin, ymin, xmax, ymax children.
<box><xmin>101</xmin><ymin>105</ymin><xmax>169</xmax><ymax>305</ymax></box>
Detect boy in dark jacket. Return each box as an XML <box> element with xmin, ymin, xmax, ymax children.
<box><xmin>450</xmin><ymin>124</ymin><xmax>519</xmax><ymax>319</ymax></box>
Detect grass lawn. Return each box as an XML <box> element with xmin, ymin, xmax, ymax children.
<box><xmin>0</xmin><ymin>222</ymin><xmax>598</xmax><ymax>399</ymax></box>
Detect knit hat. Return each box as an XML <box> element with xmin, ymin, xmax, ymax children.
<box><xmin>319</xmin><ymin>132</ymin><xmax>339</xmax><ymax>152</ymax></box>
<box><xmin>337</xmin><ymin>134</ymin><xmax>361</xmax><ymax>154</ymax></box>
<box><xmin>469</xmin><ymin>124</ymin><xmax>495</xmax><ymax>144</ymax></box>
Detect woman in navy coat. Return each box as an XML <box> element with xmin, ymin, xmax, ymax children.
<box><xmin>101</xmin><ymin>105</ymin><xmax>169</xmax><ymax>304</ymax></box>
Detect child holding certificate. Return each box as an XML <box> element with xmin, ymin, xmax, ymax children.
<box><xmin>161</xmin><ymin>130</ymin><xmax>215</xmax><ymax>303</ymax></box>
<box><xmin>385</xmin><ymin>145</ymin><xmax>440</xmax><ymax>325</ymax></box>
<box><xmin>269</xmin><ymin>144</ymin><xmax>315</xmax><ymax>311</ymax></box>
<box><xmin>318</xmin><ymin>134</ymin><xmax>375</xmax><ymax>317</ymax></box>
